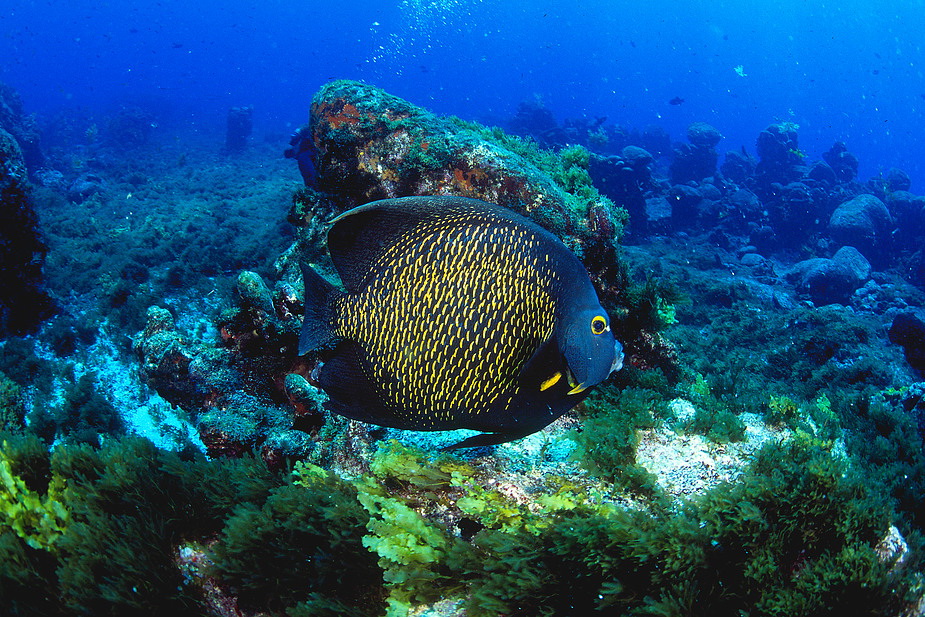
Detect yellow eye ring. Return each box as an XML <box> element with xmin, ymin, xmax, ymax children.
<box><xmin>591</xmin><ymin>315</ymin><xmax>608</xmax><ymax>335</ymax></box>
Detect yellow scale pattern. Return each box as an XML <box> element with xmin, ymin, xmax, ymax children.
<box><xmin>335</xmin><ymin>212</ymin><xmax>559</xmax><ymax>428</ymax></box>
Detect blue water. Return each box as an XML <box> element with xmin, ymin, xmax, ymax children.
<box><xmin>3</xmin><ymin>0</ymin><xmax>923</xmax><ymax>185</ymax></box>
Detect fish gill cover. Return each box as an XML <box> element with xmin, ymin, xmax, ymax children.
<box><xmin>1</xmin><ymin>1</ymin><xmax>925</xmax><ymax>615</ymax></box>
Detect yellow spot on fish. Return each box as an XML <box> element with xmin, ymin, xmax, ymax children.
<box><xmin>540</xmin><ymin>372</ymin><xmax>562</xmax><ymax>391</ymax></box>
<box><xmin>568</xmin><ymin>383</ymin><xmax>588</xmax><ymax>396</ymax></box>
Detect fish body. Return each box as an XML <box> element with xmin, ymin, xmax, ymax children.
<box><xmin>299</xmin><ymin>196</ymin><xmax>623</xmax><ymax>448</ymax></box>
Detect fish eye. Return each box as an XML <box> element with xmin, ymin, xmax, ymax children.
<box><xmin>590</xmin><ymin>315</ymin><xmax>608</xmax><ymax>335</ymax></box>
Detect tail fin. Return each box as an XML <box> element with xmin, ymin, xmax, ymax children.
<box><xmin>299</xmin><ymin>262</ymin><xmax>341</xmax><ymax>355</ymax></box>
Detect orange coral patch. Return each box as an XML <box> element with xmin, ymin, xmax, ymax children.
<box><xmin>452</xmin><ymin>166</ymin><xmax>489</xmax><ymax>194</ymax></box>
<box><xmin>325</xmin><ymin>101</ymin><xmax>361</xmax><ymax>129</ymax></box>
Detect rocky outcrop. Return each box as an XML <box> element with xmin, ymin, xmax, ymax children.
<box><xmin>889</xmin><ymin>312</ymin><xmax>925</xmax><ymax>375</ymax></box>
<box><xmin>0</xmin><ymin>81</ymin><xmax>43</xmax><ymax>172</ymax></box>
<box><xmin>0</xmin><ymin>123</ymin><xmax>55</xmax><ymax>335</ymax></box>
<box><xmin>289</xmin><ymin>79</ymin><xmax>627</xmax><ymax>304</ymax></box>
<box><xmin>788</xmin><ymin>246</ymin><xmax>871</xmax><ymax>306</ymax></box>
<box><xmin>588</xmin><ymin>147</ymin><xmax>652</xmax><ymax>236</ymax></box>
<box><xmin>828</xmin><ymin>194</ymin><xmax>893</xmax><ymax>259</ymax></box>
<box><xmin>669</xmin><ymin>122</ymin><xmax>722</xmax><ymax>184</ymax></box>
<box><xmin>134</xmin><ymin>276</ymin><xmax>316</xmax><ymax>462</ymax></box>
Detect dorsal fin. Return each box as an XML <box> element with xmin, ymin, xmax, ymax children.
<box><xmin>326</xmin><ymin>196</ymin><xmax>567</xmax><ymax>293</ymax></box>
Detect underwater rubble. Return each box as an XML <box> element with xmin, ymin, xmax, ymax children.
<box><xmin>2</xmin><ymin>79</ymin><xmax>925</xmax><ymax>615</ymax></box>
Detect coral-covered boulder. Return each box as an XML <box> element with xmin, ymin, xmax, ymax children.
<box><xmin>621</xmin><ymin>145</ymin><xmax>654</xmax><ymax>169</ymax></box>
<box><xmin>828</xmin><ymin>194</ymin><xmax>893</xmax><ymax>258</ymax></box>
<box><xmin>669</xmin><ymin>123</ymin><xmax>722</xmax><ymax>184</ymax></box>
<box><xmin>788</xmin><ymin>246</ymin><xmax>871</xmax><ymax>306</ymax></box>
<box><xmin>831</xmin><ymin>245</ymin><xmax>872</xmax><ymax>282</ymax></box>
<box><xmin>728</xmin><ymin>187</ymin><xmax>762</xmax><ymax>219</ymax></box>
<box><xmin>134</xmin><ymin>284</ymin><xmax>315</xmax><ymax>461</ymax></box>
<box><xmin>807</xmin><ymin>161</ymin><xmax>838</xmax><ymax>186</ymax></box>
<box><xmin>889</xmin><ymin>312</ymin><xmax>925</xmax><ymax>375</ymax></box>
<box><xmin>721</xmin><ymin>149</ymin><xmax>757</xmax><ymax>184</ymax></box>
<box><xmin>687</xmin><ymin>122</ymin><xmax>723</xmax><ymax>148</ymax></box>
<box><xmin>67</xmin><ymin>173</ymin><xmax>106</xmax><ymax>203</ymax></box>
<box><xmin>822</xmin><ymin>142</ymin><xmax>859</xmax><ymax>183</ymax></box>
<box><xmin>886</xmin><ymin>167</ymin><xmax>912</xmax><ymax>192</ymax></box>
<box><xmin>295</xmin><ymin>79</ymin><xmax>626</xmax><ymax>302</ymax></box>
<box><xmin>755</xmin><ymin>123</ymin><xmax>804</xmax><ymax>190</ymax></box>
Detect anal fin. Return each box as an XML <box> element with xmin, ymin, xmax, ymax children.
<box><xmin>440</xmin><ymin>427</ymin><xmax>536</xmax><ymax>451</ymax></box>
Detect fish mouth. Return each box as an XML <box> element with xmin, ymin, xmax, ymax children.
<box><xmin>566</xmin><ymin>369</ymin><xmax>587</xmax><ymax>395</ymax></box>
<box><xmin>610</xmin><ymin>341</ymin><xmax>625</xmax><ymax>374</ymax></box>
<box><xmin>567</xmin><ymin>340</ymin><xmax>625</xmax><ymax>395</ymax></box>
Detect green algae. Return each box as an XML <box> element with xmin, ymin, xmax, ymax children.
<box><xmin>211</xmin><ymin>474</ymin><xmax>382</xmax><ymax>614</ymax></box>
<box><xmin>0</xmin><ymin>437</ymin><xmax>67</xmax><ymax>551</ymax></box>
<box><xmin>0</xmin><ymin>435</ymin><xmax>291</xmax><ymax>616</ymax></box>
<box><xmin>0</xmin><ymin>423</ymin><xmax>920</xmax><ymax>616</ymax></box>
<box><xmin>0</xmin><ymin>373</ymin><xmax>24</xmax><ymax>433</ymax></box>
<box><xmin>363</xmin><ymin>437</ymin><xmax>914</xmax><ymax>616</ymax></box>
<box><xmin>450</xmin><ymin>117</ymin><xmax>625</xmax><ymax>234</ymax></box>
<box><xmin>572</xmin><ymin>385</ymin><xmax>664</xmax><ymax>498</ymax></box>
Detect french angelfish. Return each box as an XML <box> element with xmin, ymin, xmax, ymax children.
<box><xmin>299</xmin><ymin>195</ymin><xmax>623</xmax><ymax>449</ymax></box>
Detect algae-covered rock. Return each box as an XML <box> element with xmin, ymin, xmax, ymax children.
<box><xmin>236</xmin><ymin>270</ymin><xmax>275</xmax><ymax>316</ymax></box>
<box><xmin>291</xmin><ymin>79</ymin><xmax>627</xmax><ymax>303</ymax></box>
<box><xmin>828</xmin><ymin>193</ymin><xmax>893</xmax><ymax>258</ymax></box>
<box><xmin>789</xmin><ymin>246</ymin><xmax>871</xmax><ymax>306</ymax></box>
<box><xmin>687</xmin><ymin>121</ymin><xmax>723</xmax><ymax>148</ymax></box>
<box><xmin>133</xmin><ymin>303</ymin><xmax>312</xmax><ymax>461</ymax></box>
<box><xmin>889</xmin><ymin>311</ymin><xmax>925</xmax><ymax>375</ymax></box>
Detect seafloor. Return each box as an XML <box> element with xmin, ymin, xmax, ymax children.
<box><xmin>1</xmin><ymin>80</ymin><xmax>925</xmax><ymax>616</ymax></box>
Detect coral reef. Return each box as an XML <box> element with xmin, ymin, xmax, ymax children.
<box><xmin>2</xmin><ymin>78</ymin><xmax>925</xmax><ymax>615</ymax></box>
<box><xmin>133</xmin><ymin>301</ymin><xmax>313</xmax><ymax>461</ymax></box>
<box><xmin>829</xmin><ymin>194</ymin><xmax>894</xmax><ymax>263</ymax></box>
<box><xmin>134</xmin><ymin>81</ymin><xmax>684</xmax><ymax>462</ymax></box>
